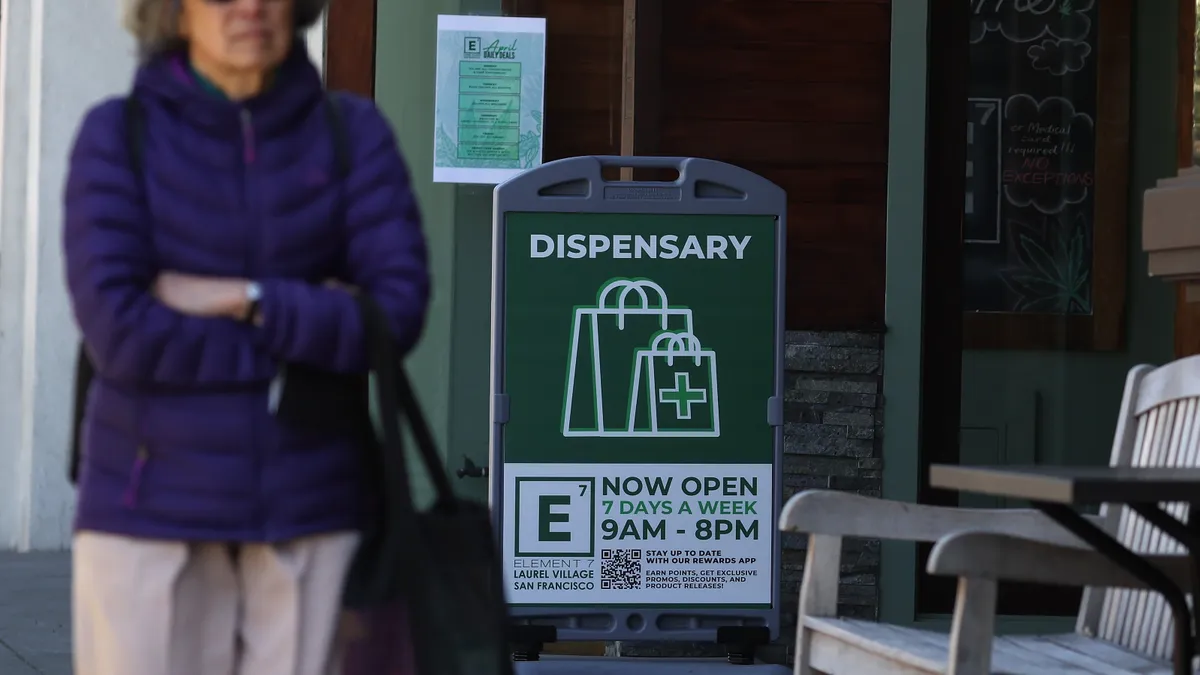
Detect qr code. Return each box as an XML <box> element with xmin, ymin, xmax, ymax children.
<box><xmin>600</xmin><ymin>549</ymin><xmax>642</xmax><ymax>590</ymax></box>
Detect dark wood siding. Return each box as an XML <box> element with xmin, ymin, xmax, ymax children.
<box><xmin>656</xmin><ymin>0</ymin><xmax>891</xmax><ymax>330</ymax></box>
<box><xmin>325</xmin><ymin>0</ymin><xmax>376</xmax><ymax>97</ymax></box>
<box><xmin>508</xmin><ymin>0</ymin><xmax>890</xmax><ymax>330</ymax></box>
<box><xmin>511</xmin><ymin>0</ymin><xmax>624</xmax><ymax>160</ymax></box>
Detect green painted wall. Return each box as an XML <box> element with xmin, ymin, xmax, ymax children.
<box><xmin>444</xmin><ymin>4</ymin><xmax>506</xmax><ymax>503</ymax></box>
<box><xmin>375</xmin><ymin>0</ymin><xmax>500</xmax><ymax>502</ymax></box>
<box><xmin>882</xmin><ymin>0</ymin><xmax>1180</xmax><ymax>623</ymax></box>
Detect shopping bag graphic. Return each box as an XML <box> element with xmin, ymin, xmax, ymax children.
<box><xmin>627</xmin><ymin>331</ymin><xmax>720</xmax><ymax>437</ymax></box>
<box><xmin>562</xmin><ymin>278</ymin><xmax>719</xmax><ymax>438</ymax></box>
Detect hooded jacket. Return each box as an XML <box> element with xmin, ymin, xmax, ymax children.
<box><xmin>62</xmin><ymin>43</ymin><xmax>430</xmax><ymax>542</ymax></box>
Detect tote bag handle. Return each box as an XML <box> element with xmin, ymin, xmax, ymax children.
<box><xmin>355</xmin><ymin>294</ymin><xmax>457</xmax><ymax>507</ymax></box>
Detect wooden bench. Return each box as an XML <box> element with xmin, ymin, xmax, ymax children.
<box><xmin>780</xmin><ymin>357</ymin><xmax>1200</xmax><ymax>674</ymax></box>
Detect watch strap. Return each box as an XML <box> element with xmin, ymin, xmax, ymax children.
<box><xmin>243</xmin><ymin>282</ymin><xmax>263</xmax><ymax>324</ymax></box>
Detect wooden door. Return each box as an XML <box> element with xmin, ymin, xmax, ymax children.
<box><xmin>921</xmin><ymin>0</ymin><xmax>1133</xmax><ymax>619</ymax></box>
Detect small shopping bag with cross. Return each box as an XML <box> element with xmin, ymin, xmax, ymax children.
<box><xmin>563</xmin><ymin>278</ymin><xmax>695</xmax><ymax>435</ymax></box>
<box><xmin>627</xmin><ymin>331</ymin><xmax>720</xmax><ymax>437</ymax></box>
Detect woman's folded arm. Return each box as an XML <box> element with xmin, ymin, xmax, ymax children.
<box><xmin>253</xmin><ymin>96</ymin><xmax>430</xmax><ymax>373</ymax></box>
<box><xmin>63</xmin><ymin>99</ymin><xmax>273</xmax><ymax>387</ymax></box>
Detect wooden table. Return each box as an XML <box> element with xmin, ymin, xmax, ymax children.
<box><xmin>930</xmin><ymin>464</ymin><xmax>1200</xmax><ymax>675</ymax></box>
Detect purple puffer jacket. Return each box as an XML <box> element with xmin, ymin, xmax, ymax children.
<box><xmin>62</xmin><ymin>43</ymin><xmax>430</xmax><ymax>542</ymax></box>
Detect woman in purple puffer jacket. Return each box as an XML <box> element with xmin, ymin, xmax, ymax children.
<box><xmin>62</xmin><ymin>0</ymin><xmax>429</xmax><ymax>672</ymax></box>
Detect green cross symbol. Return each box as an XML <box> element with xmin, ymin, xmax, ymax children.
<box><xmin>658</xmin><ymin>372</ymin><xmax>707</xmax><ymax>420</ymax></box>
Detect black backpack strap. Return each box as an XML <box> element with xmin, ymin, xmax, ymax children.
<box><xmin>124</xmin><ymin>95</ymin><xmax>144</xmax><ymax>179</ymax></box>
<box><xmin>323</xmin><ymin>92</ymin><xmax>352</xmax><ymax>180</ymax></box>
<box><xmin>68</xmin><ymin>348</ymin><xmax>94</xmax><ymax>485</ymax></box>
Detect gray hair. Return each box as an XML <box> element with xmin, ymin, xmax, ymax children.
<box><xmin>121</xmin><ymin>0</ymin><xmax>328</xmax><ymax>59</ymax></box>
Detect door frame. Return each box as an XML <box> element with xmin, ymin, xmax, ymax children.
<box><xmin>913</xmin><ymin>0</ymin><xmax>968</xmax><ymax>619</ymax></box>
<box><xmin>878</xmin><ymin>0</ymin><xmax>933</xmax><ymax>628</ymax></box>
<box><xmin>880</xmin><ymin>0</ymin><xmax>972</xmax><ymax>625</ymax></box>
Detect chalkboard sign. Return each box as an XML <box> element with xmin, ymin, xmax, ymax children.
<box><xmin>963</xmin><ymin>0</ymin><xmax>1099</xmax><ymax>315</ymax></box>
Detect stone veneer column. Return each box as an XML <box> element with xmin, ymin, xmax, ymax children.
<box><xmin>780</xmin><ymin>330</ymin><xmax>884</xmax><ymax>629</ymax></box>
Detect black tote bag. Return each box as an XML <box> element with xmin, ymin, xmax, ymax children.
<box><xmin>341</xmin><ymin>294</ymin><xmax>513</xmax><ymax>675</ymax></box>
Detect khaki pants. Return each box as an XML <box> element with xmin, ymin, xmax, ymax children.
<box><xmin>73</xmin><ymin>530</ymin><xmax>360</xmax><ymax>675</ymax></box>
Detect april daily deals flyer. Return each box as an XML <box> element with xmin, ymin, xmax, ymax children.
<box><xmin>433</xmin><ymin>15</ymin><xmax>547</xmax><ymax>185</ymax></box>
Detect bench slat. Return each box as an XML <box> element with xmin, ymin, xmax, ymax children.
<box><xmin>1097</xmin><ymin>397</ymin><xmax>1200</xmax><ymax>661</ymax></box>
<box><xmin>789</xmin><ymin>359</ymin><xmax>1200</xmax><ymax>674</ymax></box>
<box><xmin>805</xmin><ymin>618</ymin><xmax>1171</xmax><ymax>675</ymax></box>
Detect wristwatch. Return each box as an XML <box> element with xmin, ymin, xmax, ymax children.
<box><xmin>244</xmin><ymin>281</ymin><xmax>263</xmax><ymax>323</ymax></box>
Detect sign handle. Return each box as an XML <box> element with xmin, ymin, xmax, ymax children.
<box><xmin>593</xmin><ymin>155</ymin><xmax>691</xmax><ymax>171</ymax></box>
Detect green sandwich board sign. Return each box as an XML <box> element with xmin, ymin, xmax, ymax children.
<box><xmin>490</xmin><ymin>156</ymin><xmax>785</xmax><ymax>642</ymax></box>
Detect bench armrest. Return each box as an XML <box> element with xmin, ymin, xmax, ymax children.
<box><xmin>927</xmin><ymin>530</ymin><xmax>1193</xmax><ymax>590</ymax></box>
<box><xmin>780</xmin><ymin>490</ymin><xmax>1096</xmax><ymax>548</ymax></box>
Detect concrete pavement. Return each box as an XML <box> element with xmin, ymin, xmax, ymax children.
<box><xmin>0</xmin><ymin>552</ymin><xmax>791</xmax><ymax>675</ymax></box>
<box><xmin>0</xmin><ymin>552</ymin><xmax>71</xmax><ymax>675</ymax></box>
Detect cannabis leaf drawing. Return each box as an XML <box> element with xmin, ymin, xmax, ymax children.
<box><xmin>434</xmin><ymin>124</ymin><xmax>460</xmax><ymax>167</ymax></box>
<box><xmin>434</xmin><ymin>108</ymin><xmax>541</xmax><ymax>171</ymax></box>
<box><xmin>519</xmin><ymin>110</ymin><xmax>543</xmax><ymax>169</ymax></box>
<box><xmin>997</xmin><ymin>214</ymin><xmax>1092</xmax><ymax>314</ymax></box>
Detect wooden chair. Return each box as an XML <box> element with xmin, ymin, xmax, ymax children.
<box><xmin>780</xmin><ymin>357</ymin><xmax>1200</xmax><ymax>674</ymax></box>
